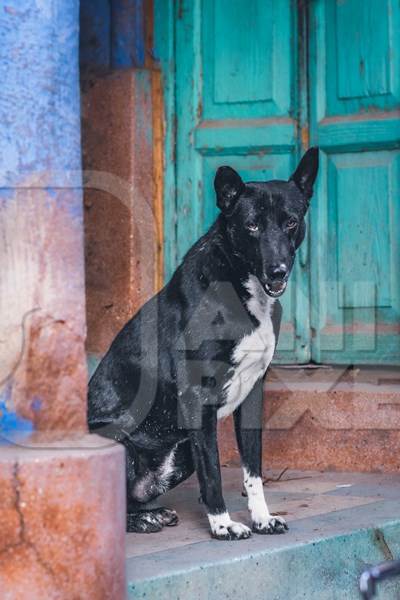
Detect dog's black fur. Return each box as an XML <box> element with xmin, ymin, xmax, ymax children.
<box><xmin>88</xmin><ymin>148</ymin><xmax>319</xmax><ymax>540</ymax></box>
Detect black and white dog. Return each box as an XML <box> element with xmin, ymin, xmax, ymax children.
<box><xmin>88</xmin><ymin>148</ymin><xmax>319</xmax><ymax>540</ymax></box>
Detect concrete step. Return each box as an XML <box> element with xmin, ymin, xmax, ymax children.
<box><xmin>218</xmin><ymin>366</ymin><xmax>400</xmax><ymax>472</ymax></box>
<box><xmin>126</xmin><ymin>468</ymin><xmax>400</xmax><ymax>600</ymax></box>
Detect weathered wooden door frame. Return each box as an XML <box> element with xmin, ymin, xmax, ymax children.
<box><xmin>154</xmin><ymin>1</ymin><xmax>177</xmax><ymax>284</ymax></box>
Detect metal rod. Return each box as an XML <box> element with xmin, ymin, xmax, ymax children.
<box><xmin>359</xmin><ymin>559</ymin><xmax>400</xmax><ymax>599</ymax></box>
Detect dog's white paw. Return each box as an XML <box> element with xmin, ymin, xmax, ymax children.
<box><xmin>212</xmin><ymin>520</ymin><xmax>252</xmax><ymax>541</ymax></box>
<box><xmin>252</xmin><ymin>514</ymin><xmax>288</xmax><ymax>535</ymax></box>
<box><xmin>208</xmin><ymin>512</ymin><xmax>252</xmax><ymax>541</ymax></box>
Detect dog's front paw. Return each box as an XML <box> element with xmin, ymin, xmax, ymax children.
<box><xmin>127</xmin><ymin>507</ymin><xmax>179</xmax><ymax>533</ymax></box>
<box><xmin>208</xmin><ymin>512</ymin><xmax>252</xmax><ymax>541</ymax></box>
<box><xmin>212</xmin><ymin>520</ymin><xmax>252</xmax><ymax>541</ymax></box>
<box><xmin>252</xmin><ymin>515</ymin><xmax>288</xmax><ymax>535</ymax></box>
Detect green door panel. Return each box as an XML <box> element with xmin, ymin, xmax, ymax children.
<box><xmin>201</xmin><ymin>0</ymin><xmax>293</xmax><ymax>118</ymax></box>
<box><xmin>325</xmin><ymin>0</ymin><xmax>400</xmax><ymax>116</ymax></box>
<box><xmin>172</xmin><ymin>0</ymin><xmax>309</xmax><ymax>363</ymax></box>
<box><xmin>309</xmin><ymin>0</ymin><xmax>400</xmax><ymax>364</ymax></box>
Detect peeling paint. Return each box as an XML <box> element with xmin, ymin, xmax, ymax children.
<box><xmin>373</xmin><ymin>528</ymin><xmax>394</xmax><ymax>561</ymax></box>
<box><xmin>0</xmin><ymin>403</ymin><xmax>33</xmax><ymax>441</ymax></box>
<box><xmin>0</xmin><ymin>193</ymin><xmax>87</xmax><ymax>433</ymax></box>
<box><xmin>0</xmin><ymin>442</ymin><xmax>126</xmax><ymax>597</ymax></box>
<box><xmin>0</xmin><ymin>384</ymin><xmax>33</xmax><ymax>441</ymax></box>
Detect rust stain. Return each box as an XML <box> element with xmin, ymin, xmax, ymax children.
<box><xmin>0</xmin><ymin>188</ymin><xmax>87</xmax><ymax>433</ymax></box>
<box><xmin>151</xmin><ymin>69</ymin><xmax>165</xmax><ymax>291</ymax></box>
<box><xmin>198</xmin><ymin>117</ymin><xmax>294</xmax><ymax>129</ymax></box>
<box><xmin>279</xmin><ymin>323</ymin><xmax>295</xmax><ymax>333</ymax></box>
<box><xmin>321</xmin><ymin>323</ymin><xmax>400</xmax><ymax>335</ymax></box>
<box><xmin>13</xmin><ymin>312</ymin><xmax>86</xmax><ymax>432</ymax></box>
<box><xmin>256</xmin><ymin>149</ymin><xmax>271</xmax><ymax>156</ymax></box>
<box><xmin>144</xmin><ymin>0</ymin><xmax>155</xmax><ymax>69</ymax></box>
<box><xmin>0</xmin><ymin>446</ymin><xmax>126</xmax><ymax>599</ymax></box>
<box><xmin>301</xmin><ymin>125</ymin><xmax>309</xmax><ymax>149</ymax></box>
<box><xmin>321</xmin><ymin>109</ymin><xmax>400</xmax><ymax>125</ymax></box>
<box><xmin>196</xmin><ymin>99</ymin><xmax>203</xmax><ymax>121</ymax></box>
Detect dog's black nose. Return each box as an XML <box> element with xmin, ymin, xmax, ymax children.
<box><xmin>268</xmin><ymin>264</ymin><xmax>288</xmax><ymax>281</ymax></box>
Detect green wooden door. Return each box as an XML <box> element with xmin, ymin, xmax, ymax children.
<box><xmin>155</xmin><ymin>0</ymin><xmax>400</xmax><ymax>365</ymax></box>
<box><xmin>309</xmin><ymin>0</ymin><xmax>400</xmax><ymax>364</ymax></box>
<box><xmin>157</xmin><ymin>0</ymin><xmax>310</xmax><ymax>363</ymax></box>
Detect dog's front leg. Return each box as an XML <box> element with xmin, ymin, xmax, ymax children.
<box><xmin>234</xmin><ymin>381</ymin><xmax>288</xmax><ymax>535</ymax></box>
<box><xmin>189</xmin><ymin>405</ymin><xmax>251</xmax><ymax>541</ymax></box>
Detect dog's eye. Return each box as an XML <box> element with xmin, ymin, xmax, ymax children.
<box><xmin>287</xmin><ymin>218</ymin><xmax>298</xmax><ymax>230</ymax></box>
<box><xmin>247</xmin><ymin>223</ymin><xmax>259</xmax><ymax>232</ymax></box>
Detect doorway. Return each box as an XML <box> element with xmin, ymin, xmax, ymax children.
<box><xmin>155</xmin><ymin>0</ymin><xmax>400</xmax><ymax>364</ymax></box>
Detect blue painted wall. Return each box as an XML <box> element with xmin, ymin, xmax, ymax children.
<box><xmin>0</xmin><ymin>0</ymin><xmax>83</xmax><ymax>438</ymax></box>
<box><xmin>0</xmin><ymin>0</ymin><xmax>82</xmax><ymax>185</ymax></box>
<box><xmin>80</xmin><ymin>0</ymin><xmax>146</xmax><ymax>71</ymax></box>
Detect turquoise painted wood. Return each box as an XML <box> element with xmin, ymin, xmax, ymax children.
<box><xmin>154</xmin><ymin>0</ymin><xmax>177</xmax><ymax>277</ymax></box>
<box><xmin>155</xmin><ymin>0</ymin><xmax>310</xmax><ymax>363</ymax></box>
<box><xmin>155</xmin><ymin>0</ymin><xmax>400</xmax><ymax>365</ymax></box>
<box><xmin>309</xmin><ymin>0</ymin><xmax>400</xmax><ymax>364</ymax></box>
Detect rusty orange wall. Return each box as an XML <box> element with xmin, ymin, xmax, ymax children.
<box><xmin>80</xmin><ymin>0</ymin><xmax>163</xmax><ymax>357</ymax></box>
<box><xmin>81</xmin><ymin>67</ymin><xmax>163</xmax><ymax>356</ymax></box>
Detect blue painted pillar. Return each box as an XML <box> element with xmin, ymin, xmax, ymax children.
<box><xmin>111</xmin><ymin>0</ymin><xmax>146</xmax><ymax>68</ymax></box>
<box><xmin>80</xmin><ymin>0</ymin><xmax>146</xmax><ymax>71</ymax></box>
<box><xmin>0</xmin><ymin>6</ymin><xmax>127</xmax><ymax>597</ymax></box>
<box><xmin>0</xmin><ymin>0</ymin><xmax>87</xmax><ymax>437</ymax></box>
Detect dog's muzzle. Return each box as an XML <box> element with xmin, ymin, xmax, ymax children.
<box><xmin>264</xmin><ymin>280</ymin><xmax>287</xmax><ymax>298</ymax></box>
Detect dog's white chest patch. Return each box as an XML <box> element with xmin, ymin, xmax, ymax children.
<box><xmin>217</xmin><ymin>276</ymin><xmax>275</xmax><ymax>419</ymax></box>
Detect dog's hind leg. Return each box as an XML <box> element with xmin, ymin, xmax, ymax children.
<box><xmin>126</xmin><ymin>439</ymin><xmax>194</xmax><ymax>533</ymax></box>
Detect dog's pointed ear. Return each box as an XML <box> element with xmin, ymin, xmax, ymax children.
<box><xmin>214</xmin><ymin>166</ymin><xmax>244</xmax><ymax>214</ymax></box>
<box><xmin>290</xmin><ymin>147</ymin><xmax>319</xmax><ymax>201</ymax></box>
